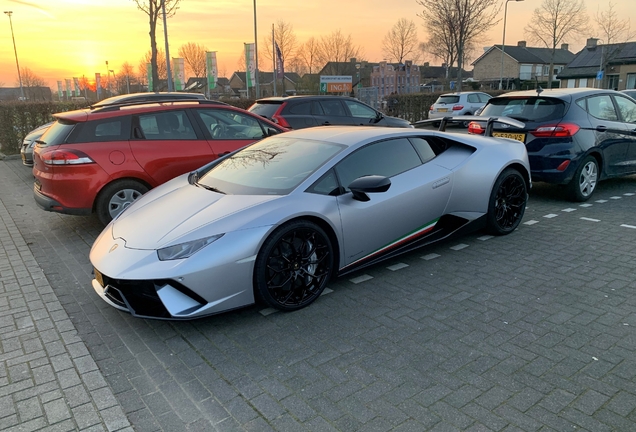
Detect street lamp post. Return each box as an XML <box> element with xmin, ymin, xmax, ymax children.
<box><xmin>499</xmin><ymin>0</ymin><xmax>523</xmax><ymax>90</ymax></box>
<box><xmin>253</xmin><ymin>0</ymin><xmax>260</xmax><ymax>98</ymax></box>
<box><xmin>4</xmin><ymin>11</ymin><xmax>24</xmax><ymax>100</ymax></box>
<box><xmin>162</xmin><ymin>1</ymin><xmax>173</xmax><ymax>92</ymax></box>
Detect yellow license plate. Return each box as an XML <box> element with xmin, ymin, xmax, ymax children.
<box><xmin>493</xmin><ymin>132</ymin><xmax>525</xmax><ymax>143</ymax></box>
<box><xmin>94</xmin><ymin>268</ymin><xmax>104</xmax><ymax>287</ymax></box>
<box><xmin>437</xmin><ymin>108</ymin><xmax>448</xmax><ymax>112</ymax></box>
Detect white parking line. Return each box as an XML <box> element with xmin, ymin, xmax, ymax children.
<box><xmin>543</xmin><ymin>214</ymin><xmax>558</xmax><ymax>218</ymax></box>
<box><xmin>580</xmin><ymin>217</ymin><xmax>601</xmax><ymax>222</ymax></box>
<box><xmin>624</xmin><ymin>193</ymin><xmax>635</xmax><ymax>196</ymax></box>
<box><xmin>596</xmin><ymin>200</ymin><xmax>608</xmax><ymax>203</ymax></box>
<box><xmin>387</xmin><ymin>263</ymin><xmax>409</xmax><ymax>271</ymax></box>
<box><xmin>421</xmin><ymin>253</ymin><xmax>441</xmax><ymax>260</ymax></box>
<box><xmin>321</xmin><ymin>288</ymin><xmax>334</xmax><ymax>295</ymax></box>
<box><xmin>620</xmin><ymin>224</ymin><xmax>636</xmax><ymax>229</ymax></box>
<box><xmin>350</xmin><ymin>274</ymin><xmax>373</xmax><ymax>284</ymax></box>
<box><xmin>450</xmin><ymin>244</ymin><xmax>469</xmax><ymax>251</ymax></box>
<box><xmin>524</xmin><ymin>220</ymin><xmax>539</xmax><ymax>225</ymax></box>
<box><xmin>580</xmin><ymin>204</ymin><xmax>593</xmax><ymax>207</ymax></box>
<box><xmin>562</xmin><ymin>208</ymin><xmax>576</xmax><ymax>212</ymax></box>
<box><xmin>477</xmin><ymin>235</ymin><xmax>494</xmax><ymax>241</ymax></box>
<box><xmin>610</xmin><ymin>196</ymin><xmax>622</xmax><ymax>200</ymax></box>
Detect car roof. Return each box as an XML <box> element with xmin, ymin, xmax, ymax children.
<box><xmin>91</xmin><ymin>92</ymin><xmax>206</xmax><ymax>108</ymax></box>
<box><xmin>255</xmin><ymin>95</ymin><xmax>358</xmax><ymax>103</ymax></box>
<box><xmin>54</xmin><ymin>100</ymin><xmax>258</xmax><ymax>123</ymax></box>
<box><xmin>494</xmin><ymin>87</ymin><xmax>625</xmax><ymax>100</ymax></box>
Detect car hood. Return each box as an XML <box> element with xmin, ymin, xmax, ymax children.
<box><xmin>111</xmin><ymin>176</ymin><xmax>282</xmax><ymax>249</ymax></box>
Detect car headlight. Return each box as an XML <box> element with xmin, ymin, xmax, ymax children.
<box><xmin>157</xmin><ymin>234</ymin><xmax>224</xmax><ymax>261</ymax></box>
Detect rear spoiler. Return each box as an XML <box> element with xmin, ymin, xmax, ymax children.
<box><xmin>412</xmin><ymin>116</ymin><xmax>525</xmax><ymax>136</ymax></box>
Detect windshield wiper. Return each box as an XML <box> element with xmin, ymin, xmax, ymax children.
<box><xmin>195</xmin><ymin>182</ymin><xmax>225</xmax><ymax>194</ymax></box>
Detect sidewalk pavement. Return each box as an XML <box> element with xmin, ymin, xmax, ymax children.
<box><xmin>0</xmin><ymin>155</ymin><xmax>133</xmax><ymax>432</ymax></box>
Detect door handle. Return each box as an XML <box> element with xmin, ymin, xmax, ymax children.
<box><xmin>596</xmin><ymin>125</ymin><xmax>607</xmax><ymax>132</ymax></box>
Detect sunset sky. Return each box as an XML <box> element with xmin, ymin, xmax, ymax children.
<box><xmin>0</xmin><ymin>0</ymin><xmax>635</xmax><ymax>88</ymax></box>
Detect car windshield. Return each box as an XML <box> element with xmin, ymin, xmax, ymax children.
<box><xmin>248</xmin><ymin>101</ymin><xmax>283</xmax><ymax>118</ymax></box>
<box><xmin>37</xmin><ymin>120</ymin><xmax>76</xmax><ymax>147</ymax></box>
<box><xmin>436</xmin><ymin>95</ymin><xmax>460</xmax><ymax>104</ymax></box>
<box><xmin>197</xmin><ymin>136</ymin><xmax>345</xmax><ymax>195</ymax></box>
<box><xmin>481</xmin><ymin>97</ymin><xmax>566</xmax><ymax>122</ymax></box>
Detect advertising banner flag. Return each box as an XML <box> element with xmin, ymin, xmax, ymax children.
<box><xmin>95</xmin><ymin>73</ymin><xmax>101</xmax><ymax>99</ymax></box>
<box><xmin>57</xmin><ymin>81</ymin><xmax>63</xmax><ymax>100</ymax></box>
<box><xmin>275</xmin><ymin>42</ymin><xmax>284</xmax><ymax>80</ymax></box>
<box><xmin>206</xmin><ymin>51</ymin><xmax>218</xmax><ymax>90</ymax></box>
<box><xmin>73</xmin><ymin>77</ymin><xmax>80</xmax><ymax>97</ymax></box>
<box><xmin>173</xmin><ymin>58</ymin><xmax>185</xmax><ymax>91</ymax></box>
<box><xmin>146</xmin><ymin>63</ymin><xmax>153</xmax><ymax>92</ymax></box>
<box><xmin>65</xmin><ymin>79</ymin><xmax>72</xmax><ymax>100</ymax></box>
<box><xmin>245</xmin><ymin>43</ymin><xmax>256</xmax><ymax>88</ymax></box>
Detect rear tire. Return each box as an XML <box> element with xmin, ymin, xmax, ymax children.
<box><xmin>568</xmin><ymin>156</ymin><xmax>598</xmax><ymax>202</ymax></box>
<box><xmin>96</xmin><ymin>180</ymin><xmax>148</xmax><ymax>225</ymax></box>
<box><xmin>486</xmin><ymin>168</ymin><xmax>527</xmax><ymax>235</ymax></box>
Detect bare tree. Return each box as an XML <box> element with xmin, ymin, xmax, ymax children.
<box><xmin>261</xmin><ymin>20</ymin><xmax>298</xmax><ymax>68</ymax></box>
<box><xmin>382</xmin><ymin>18</ymin><xmax>421</xmax><ymax>64</ymax></box>
<box><xmin>595</xmin><ymin>1</ymin><xmax>635</xmax><ymax>44</ymax></box>
<box><xmin>316</xmin><ymin>30</ymin><xmax>363</xmax><ymax>75</ymax></box>
<box><xmin>139</xmin><ymin>49</ymin><xmax>167</xmax><ymax>83</ymax></box>
<box><xmin>525</xmin><ymin>0</ymin><xmax>588</xmax><ymax>88</ymax></box>
<box><xmin>178</xmin><ymin>42</ymin><xmax>207</xmax><ymax>78</ymax></box>
<box><xmin>20</xmin><ymin>67</ymin><xmax>47</xmax><ymax>100</ymax></box>
<box><xmin>296</xmin><ymin>37</ymin><xmax>320</xmax><ymax>75</ymax></box>
<box><xmin>116</xmin><ymin>62</ymin><xmax>136</xmax><ymax>93</ymax></box>
<box><xmin>418</xmin><ymin>0</ymin><xmax>500</xmax><ymax>90</ymax></box>
<box><xmin>132</xmin><ymin>0</ymin><xmax>182</xmax><ymax>88</ymax></box>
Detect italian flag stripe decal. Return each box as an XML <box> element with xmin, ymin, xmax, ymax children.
<box><xmin>345</xmin><ymin>218</ymin><xmax>439</xmax><ymax>269</ymax></box>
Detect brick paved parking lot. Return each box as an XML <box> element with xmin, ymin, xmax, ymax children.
<box><xmin>1</xmin><ymin>155</ymin><xmax>636</xmax><ymax>431</ymax></box>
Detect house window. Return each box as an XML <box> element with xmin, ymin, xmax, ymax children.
<box><xmin>544</xmin><ymin>66</ymin><xmax>550</xmax><ymax>76</ymax></box>
<box><xmin>520</xmin><ymin>64</ymin><xmax>533</xmax><ymax>80</ymax></box>
<box><xmin>579</xmin><ymin>78</ymin><xmax>588</xmax><ymax>88</ymax></box>
<box><xmin>607</xmin><ymin>75</ymin><xmax>619</xmax><ymax>90</ymax></box>
<box><xmin>567</xmin><ymin>79</ymin><xmax>575</xmax><ymax>88</ymax></box>
<box><xmin>627</xmin><ymin>73</ymin><xmax>636</xmax><ymax>89</ymax></box>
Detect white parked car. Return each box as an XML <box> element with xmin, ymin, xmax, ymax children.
<box><xmin>429</xmin><ymin>92</ymin><xmax>492</xmax><ymax>126</ymax></box>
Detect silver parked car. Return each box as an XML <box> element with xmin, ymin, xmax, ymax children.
<box><xmin>20</xmin><ymin>122</ymin><xmax>54</xmax><ymax>166</ymax></box>
<box><xmin>429</xmin><ymin>92</ymin><xmax>492</xmax><ymax>126</ymax></box>
<box><xmin>90</xmin><ymin>125</ymin><xmax>530</xmax><ymax>319</ymax></box>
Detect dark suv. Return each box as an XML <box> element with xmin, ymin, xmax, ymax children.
<box><xmin>248</xmin><ymin>96</ymin><xmax>412</xmax><ymax>129</ymax></box>
<box><xmin>469</xmin><ymin>88</ymin><xmax>636</xmax><ymax>201</ymax></box>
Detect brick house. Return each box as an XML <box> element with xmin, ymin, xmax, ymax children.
<box><xmin>472</xmin><ymin>41</ymin><xmax>575</xmax><ymax>89</ymax></box>
<box><xmin>369</xmin><ymin>61</ymin><xmax>420</xmax><ymax>99</ymax></box>
<box><xmin>557</xmin><ymin>39</ymin><xmax>636</xmax><ymax>90</ymax></box>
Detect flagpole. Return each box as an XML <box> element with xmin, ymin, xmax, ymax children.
<box><xmin>253</xmin><ymin>0</ymin><xmax>259</xmax><ymax>98</ymax></box>
<box><xmin>272</xmin><ymin>24</ymin><xmax>277</xmax><ymax>97</ymax></box>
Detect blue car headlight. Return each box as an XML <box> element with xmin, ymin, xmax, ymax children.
<box><xmin>157</xmin><ymin>234</ymin><xmax>224</xmax><ymax>261</ymax></box>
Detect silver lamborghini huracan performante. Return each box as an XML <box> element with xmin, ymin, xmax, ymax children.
<box><xmin>90</xmin><ymin>125</ymin><xmax>531</xmax><ymax>319</ymax></box>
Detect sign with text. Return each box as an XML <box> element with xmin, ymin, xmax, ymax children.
<box><xmin>320</xmin><ymin>75</ymin><xmax>352</xmax><ymax>93</ymax></box>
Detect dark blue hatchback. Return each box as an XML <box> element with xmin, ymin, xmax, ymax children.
<box><xmin>469</xmin><ymin>88</ymin><xmax>636</xmax><ymax>201</ymax></box>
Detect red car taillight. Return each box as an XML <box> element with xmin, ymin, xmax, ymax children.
<box><xmin>429</xmin><ymin>105</ymin><xmax>434</xmax><ymax>111</ymax></box>
<box><xmin>270</xmin><ymin>102</ymin><xmax>291</xmax><ymax>128</ymax></box>
<box><xmin>452</xmin><ymin>104</ymin><xmax>464</xmax><ymax>111</ymax></box>
<box><xmin>530</xmin><ymin>123</ymin><xmax>580</xmax><ymax>138</ymax></box>
<box><xmin>40</xmin><ymin>149</ymin><xmax>95</xmax><ymax>165</ymax></box>
<box><xmin>467</xmin><ymin>122</ymin><xmax>485</xmax><ymax>135</ymax></box>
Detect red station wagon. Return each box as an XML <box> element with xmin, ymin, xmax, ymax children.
<box><xmin>33</xmin><ymin>100</ymin><xmax>285</xmax><ymax>224</ymax></box>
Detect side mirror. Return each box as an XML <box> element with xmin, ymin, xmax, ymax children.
<box><xmin>266</xmin><ymin>127</ymin><xmax>279</xmax><ymax>136</ymax></box>
<box><xmin>348</xmin><ymin>175</ymin><xmax>391</xmax><ymax>202</ymax></box>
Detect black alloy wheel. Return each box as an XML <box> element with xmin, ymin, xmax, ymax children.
<box><xmin>255</xmin><ymin>221</ymin><xmax>333</xmax><ymax>311</ymax></box>
<box><xmin>486</xmin><ymin>168</ymin><xmax>527</xmax><ymax>235</ymax></box>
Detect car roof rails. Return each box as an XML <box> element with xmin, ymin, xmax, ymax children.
<box><xmin>90</xmin><ymin>99</ymin><xmax>228</xmax><ymax>113</ymax></box>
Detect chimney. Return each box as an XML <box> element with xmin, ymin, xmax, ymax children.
<box><xmin>561</xmin><ymin>43</ymin><xmax>569</xmax><ymax>51</ymax></box>
<box><xmin>517</xmin><ymin>41</ymin><xmax>526</xmax><ymax>47</ymax></box>
<box><xmin>350</xmin><ymin>57</ymin><xmax>357</xmax><ymax>63</ymax></box>
<box><xmin>587</xmin><ymin>38</ymin><xmax>598</xmax><ymax>48</ymax></box>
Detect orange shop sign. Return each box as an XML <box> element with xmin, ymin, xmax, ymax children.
<box><xmin>320</xmin><ymin>75</ymin><xmax>352</xmax><ymax>93</ymax></box>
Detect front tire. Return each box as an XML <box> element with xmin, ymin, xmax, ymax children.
<box><xmin>568</xmin><ymin>156</ymin><xmax>598</xmax><ymax>202</ymax></box>
<box><xmin>254</xmin><ymin>220</ymin><xmax>334</xmax><ymax>311</ymax></box>
<box><xmin>96</xmin><ymin>180</ymin><xmax>148</xmax><ymax>225</ymax></box>
<box><xmin>486</xmin><ymin>168</ymin><xmax>527</xmax><ymax>235</ymax></box>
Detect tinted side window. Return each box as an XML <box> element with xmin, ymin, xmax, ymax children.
<box><xmin>614</xmin><ymin>95</ymin><xmax>636</xmax><ymax>123</ymax></box>
<box><xmin>587</xmin><ymin>95</ymin><xmax>618</xmax><ymax>121</ymax></box>
<box><xmin>138</xmin><ymin>111</ymin><xmax>197</xmax><ymax>140</ymax></box>
<box><xmin>320</xmin><ymin>100</ymin><xmax>347</xmax><ymax>116</ymax></box>
<box><xmin>409</xmin><ymin>137</ymin><xmax>437</xmax><ymax>163</ymax></box>
<box><xmin>289</xmin><ymin>101</ymin><xmax>312</xmax><ymax>115</ymax></box>
<box><xmin>307</xmin><ymin>170</ymin><xmax>340</xmax><ymax>195</ymax></box>
<box><xmin>67</xmin><ymin>116</ymin><xmax>131</xmax><ymax>143</ymax></box>
<box><xmin>195</xmin><ymin>109</ymin><xmax>265</xmax><ymax>140</ymax></box>
<box><xmin>335</xmin><ymin>138</ymin><xmax>420</xmax><ymax>189</ymax></box>
<box><xmin>478</xmin><ymin>94</ymin><xmax>492</xmax><ymax>103</ymax></box>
